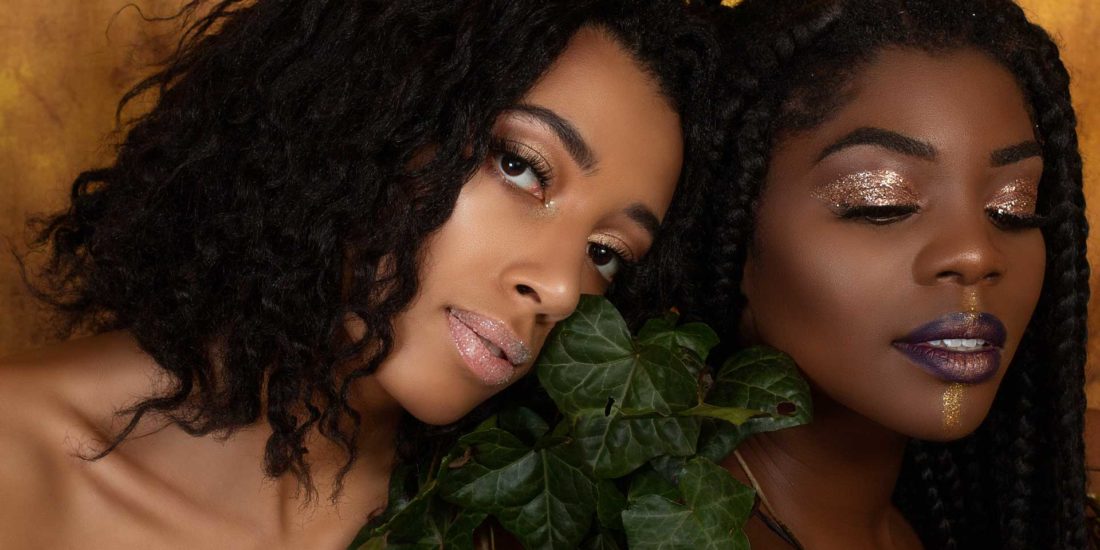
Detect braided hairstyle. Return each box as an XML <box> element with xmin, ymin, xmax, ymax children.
<box><xmin>25</xmin><ymin>0</ymin><xmax>718</xmax><ymax>498</ymax></box>
<box><xmin>692</xmin><ymin>0</ymin><xmax>1088</xmax><ymax>547</ymax></box>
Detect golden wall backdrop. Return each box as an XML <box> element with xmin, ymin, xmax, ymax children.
<box><xmin>1</xmin><ymin>1</ymin><xmax>1098</xmax><ymax>400</ymax></box>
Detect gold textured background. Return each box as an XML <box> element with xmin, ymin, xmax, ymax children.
<box><xmin>1</xmin><ymin>1</ymin><xmax>1098</xmax><ymax>407</ymax></box>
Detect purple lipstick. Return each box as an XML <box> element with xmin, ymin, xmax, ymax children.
<box><xmin>893</xmin><ymin>312</ymin><xmax>1007</xmax><ymax>384</ymax></box>
<box><xmin>447</xmin><ymin>308</ymin><xmax>532</xmax><ymax>386</ymax></box>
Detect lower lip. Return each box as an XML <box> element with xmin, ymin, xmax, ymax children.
<box><xmin>893</xmin><ymin>343</ymin><xmax>1001</xmax><ymax>383</ymax></box>
<box><xmin>447</xmin><ymin>313</ymin><xmax>515</xmax><ymax>386</ymax></box>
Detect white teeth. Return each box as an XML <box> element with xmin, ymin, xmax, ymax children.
<box><xmin>926</xmin><ymin>338</ymin><xmax>989</xmax><ymax>351</ymax></box>
<box><xmin>479</xmin><ymin>335</ymin><xmax>505</xmax><ymax>359</ymax></box>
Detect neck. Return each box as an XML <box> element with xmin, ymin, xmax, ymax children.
<box><xmin>89</xmin><ymin>332</ymin><xmax>405</xmax><ymax>546</ymax></box>
<box><xmin>729</xmin><ymin>386</ymin><xmax>912</xmax><ymax>548</ymax></box>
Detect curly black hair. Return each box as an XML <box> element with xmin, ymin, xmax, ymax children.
<box><xmin>25</xmin><ymin>0</ymin><xmax>719</xmax><ymax>499</ymax></box>
<box><xmin>692</xmin><ymin>0</ymin><xmax>1088</xmax><ymax>547</ymax></box>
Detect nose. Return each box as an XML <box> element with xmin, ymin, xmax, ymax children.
<box><xmin>914</xmin><ymin>213</ymin><xmax>1007</xmax><ymax>287</ymax></box>
<box><xmin>503</xmin><ymin>255</ymin><xmax>582</xmax><ymax>324</ymax></box>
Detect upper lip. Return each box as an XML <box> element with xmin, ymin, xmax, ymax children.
<box><xmin>893</xmin><ymin>312</ymin><xmax>1007</xmax><ymax>348</ymax></box>
<box><xmin>448</xmin><ymin>308</ymin><xmax>533</xmax><ymax>366</ymax></box>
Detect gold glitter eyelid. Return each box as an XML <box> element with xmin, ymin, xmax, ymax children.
<box><xmin>987</xmin><ymin>178</ymin><xmax>1039</xmax><ymax>216</ymax></box>
<box><xmin>811</xmin><ymin>169</ymin><xmax>919</xmax><ymax>209</ymax></box>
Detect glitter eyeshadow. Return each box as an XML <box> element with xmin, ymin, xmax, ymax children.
<box><xmin>987</xmin><ymin>178</ymin><xmax>1038</xmax><ymax>217</ymax></box>
<box><xmin>811</xmin><ymin>170</ymin><xmax>918</xmax><ymax>210</ymax></box>
<box><xmin>943</xmin><ymin>383</ymin><xmax>965</xmax><ymax>430</ymax></box>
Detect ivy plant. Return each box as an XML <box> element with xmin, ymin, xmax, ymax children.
<box><xmin>350</xmin><ymin>295</ymin><xmax>811</xmax><ymax>549</ymax></box>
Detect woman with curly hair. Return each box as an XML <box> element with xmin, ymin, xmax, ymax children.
<box><xmin>692</xmin><ymin>0</ymin><xmax>1088</xmax><ymax>548</ymax></box>
<box><xmin>0</xmin><ymin>0</ymin><xmax>717</xmax><ymax>547</ymax></box>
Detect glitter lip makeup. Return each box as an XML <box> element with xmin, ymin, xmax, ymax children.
<box><xmin>812</xmin><ymin>169</ymin><xmax>919</xmax><ymax>210</ymax></box>
<box><xmin>893</xmin><ymin>312</ymin><xmax>1007</xmax><ymax>384</ymax></box>
<box><xmin>447</xmin><ymin>308</ymin><xmax>532</xmax><ymax>386</ymax></box>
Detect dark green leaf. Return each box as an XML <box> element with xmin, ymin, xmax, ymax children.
<box><xmin>573</xmin><ymin>412</ymin><xmax>700</xmax><ymax>478</ymax></box>
<box><xmin>622</xmin><ymin>458</ymin><xmax>754</xmax><ymax>550</ymax></box>
<box><xmin>438</xmin><ymin>428</ymin><xmax>597</xmax><ymax>549</ymax></box>
<box><xmin>497</xmin><ymin>406</ymin><xmax>550</xmax><ymax>445</ymax></box>
<box><xmin>709</xmin><ymin>346</ymin><xmax>812</xmax><ymax>434</ymax></box>
<box><xmin>538</xmin><ymin>296</ymin><xmax>706</xmax><ymax>476</ymax></box>
<box><xmin>638</xmin><ymin>318</ymin><xmax>720</xmax><ymax>362</ymax></box>
<box><xmin>626</xmin><ymin>466</ymin><xmax>679</xmax><ymax>504</ymax></box>
<box><xmin>582</xmin><ymin>530</ymin><xmax>625</xmax><ymax>550</ymax></box>
<box><xmin>538</xmin><ymin>296</ymin><xmax>699</xmax><ymax>416</ymax></box>
<box><xmin>595</xmin><ymin>480</ymin><xmax>627</xmax><ymax>531</ymax></box>
<box><xmin>695</xmin><ymin>419</ymin><xmax>750</xmax><ymax>464</ymax></box>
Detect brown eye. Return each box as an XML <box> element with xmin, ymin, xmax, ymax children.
<box><xmin>587</xmin><ymin>242</ymin><xmax>626</xmax><ymax>282</ymax></box>
<box><xmin>501</xmin><ymin>153</ymin><xmax>528</xmax><ymax>177</ymax></box>
<box><xmin>489</xmin><ymin>145</ymin><xmax>548</xmax><ymax>199</ymax></box>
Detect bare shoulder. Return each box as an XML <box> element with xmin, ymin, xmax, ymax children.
<box><xmin>0</xmin><ymin>333</ymin><xmax>161</xmax><ymax>544</ymax></box>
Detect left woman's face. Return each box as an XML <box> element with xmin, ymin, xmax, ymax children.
<box><xmin>368</xmin><ymin>28</ymin><xmax>683</xmax><ymax>425</ymax></box>
<box><xmin>743</xmin><ymin>48</ymin><xmax>1045</xmax><ymax>440</ymax></box>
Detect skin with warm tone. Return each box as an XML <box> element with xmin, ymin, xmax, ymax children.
<box><xmin>724</xmin><ymin>47</ymin><xmax>1046</xmax><ymax>549</ymax></box>
<box><xmin>0</xmin><ymin>28</ymin><xmax>682</xmax><ymax>549</ymax></box>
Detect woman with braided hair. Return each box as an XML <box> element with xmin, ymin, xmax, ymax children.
<box><xmin>692</xmin><ymin>0</ymin><xmax>1088</xmax><ymax>548</ymax></box>
<box><xmin>0</xmin><ymin>0</ymin><xmax>719</xmax><ymax>547</ymax></box>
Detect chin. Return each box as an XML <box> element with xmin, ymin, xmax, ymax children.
<box><xmin>879</xmin><ymin>392</ymin><xmax>997</xmax><ymax>443</ymax></box>
<box><xmin>402</xmin><ymin>397</ymin><xmax>482</xmax><ymax>426</ymax></box>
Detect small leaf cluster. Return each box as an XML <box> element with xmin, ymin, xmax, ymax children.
<box><xmin>352</xmin><ymin>296</ymin><xmax>811</xmax><ymax>549</ymax></box>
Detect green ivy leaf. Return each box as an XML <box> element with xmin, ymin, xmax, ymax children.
<box><xmin>582</xmin><ymin>530</ymin><xmax>625</xmax><ymax>550</ymax></box>
<box><xmin>696</xmin><ymin>347</ymin><xmax>812</xmax><ymax>463</ymax></box>
<box><xmin>539</xmin><ymin>296</ymin><xmax>705</xmax><ymax>476</ymax></box>
<box><xmin>572</xmin><ymin>412</ymin><xmax>700</xmax><ymax>478</ymax></box>
<box><xmin>637</xmin><ymin>317</ymin><xmax>720</xmax><ymax>361</ymax></box>
<box><xmin>538</xmin><ymin>297</ymin><xmax>698</xmax><ymax>416</ymax></box>
<box><xmin>626</xmin><ymin>465</ymin><xmax>679</xmax><ymax>504</ymax></box>
<box><xmin>622</xmin><ymin>458</ymin><xmax>754</xmax><ymax>550</ymax></box>
<box><xmin>595</xmin><ymin>479</ymin><xmax>627</xmax><ymax>531</ymax></box>
<box><xmin>710</xmin><ymin>346</ymin><xmax>812</xmax><ymax>431</ymax></box>
<box><xmin>438</xmin><ymin>427</ymin><xmax>597</xmax><ymax>549</ymax></box>
<box><xmin>497</xmin><ymin>406</ymin><xmax>550</xmax><ymax>446</ymax></box>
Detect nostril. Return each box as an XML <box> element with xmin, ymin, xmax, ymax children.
<box><xmin>515</xmin><ymin>284</ymin><xmax>540</xmax><ymax>302</ymax></box>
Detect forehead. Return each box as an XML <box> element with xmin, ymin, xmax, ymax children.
<box><xmin>518</xmin><ymin>27</ymin><xmax>683</xmax><ymax>219</ymax></box>
<box><xmin>823</xmin><ymin>47</ymin><xmax>1033</xmax><ymax>148</ymax></box>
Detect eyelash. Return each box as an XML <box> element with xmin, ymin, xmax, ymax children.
<box><xmin>986</xmin><ymin>209</ymin><xmax>1047</xmax><ymax>231</ymax></box>
<box><xmin>488</xmin><ymin>137</ymin><xmax>553</xmax><ymax>191</ymax></box>
<box><xmin>836</xmin><ymin>204</ymin><xmax>1047</xmax><ymax>231</ymax></box>
<box><xmin>837</xmin><ymin>204</ymin><xmax>919</xmax><ymax>225</ymax></box>
<box><xmin>593</xmin><ymin>239</ymin><xmax>635</xmax><ymax>262</ymax></box>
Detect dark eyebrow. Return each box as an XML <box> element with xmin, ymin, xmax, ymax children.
<box><xmin>991</xmin><ymin>141</ymin><xmax>1042</xmax><ymax>167</ymax></box>
<box><xmin>817</xmin><ymin>127</ymin><xmax>937</xmax><ymax>163</ymax></box>
<box><xmin>508</xmin><ymin>104</ymin><xmax>598</xmax><ymax>172</ymax></box>
<box><xmin>625</xmin><ymin>203</ymin><xmax>661</xmax><ymax>239</ymax></box>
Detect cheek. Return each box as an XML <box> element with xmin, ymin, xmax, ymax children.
<box><xmin>745</xmin><ymin>219</ymin><xmax>898</xmax><ymax>360</ymax></box>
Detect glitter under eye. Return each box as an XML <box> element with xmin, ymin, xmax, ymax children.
<box><xmin>987</xmin><ymin>178</ymin><xmax>1038</xmax><ymax>217</ymax></box>
<box><xmin>812</xmin><ymin>169</ymin><xmax>919</xmax><ymax>210</ymax></box>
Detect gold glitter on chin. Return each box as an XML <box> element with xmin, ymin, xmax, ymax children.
<box><xmin>962</xmin><ymin>288</ymin><xmax>980</xmax><ymax>313</ymax></box>
<box><xmin>811</xmin><ymin>169</ymin><xmax>918</xmax><ymax>210</ymax></box>
<box><xmin>943</xmin><ymin>383</ymin><xmax>965</xmax><ymax>430</ymax></box>
<box><xmin>987</xmin><ymin>178</ymin><xmax>1039</xmax><ymax>217</ymax></box>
